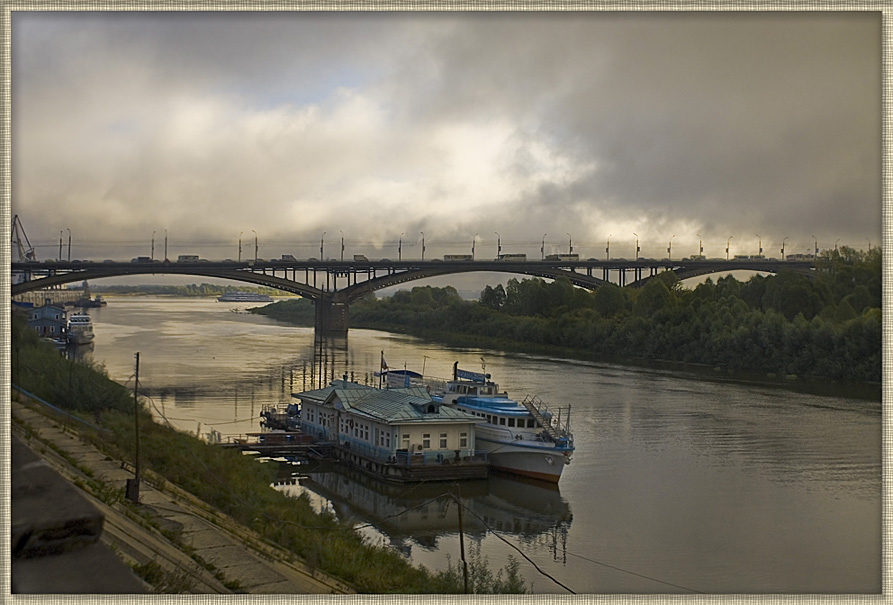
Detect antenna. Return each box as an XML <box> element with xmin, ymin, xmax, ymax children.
<box><xmin>11</xmin><ymin>215</ymin><xmax>36</xmax><ymax>262</ymax></box>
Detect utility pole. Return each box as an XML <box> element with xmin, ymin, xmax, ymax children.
<box><xmin>67</xmin><ymin>229</ymin><xmax>71</xmax><ymax>262</ymax></box>
<box><xmin>126</xmin><ymin>352</ymin><xmax>141</xmax><ymax>503</ymax></box>
<box><xmin>453</xmin><ymin>486</ymin><xmax>469</xmax><ymax>593</ymax></box>
<box><xmin>420</xmin><ymin>231</ymin><xmax>425</xmax><ymax>261</ymax></box>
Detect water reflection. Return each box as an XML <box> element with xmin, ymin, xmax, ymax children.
<box><xmin>274</xmin><ymin>465</ymin><xmax>572</xmax><ymax>561</ymax></box>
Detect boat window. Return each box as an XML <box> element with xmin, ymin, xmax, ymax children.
<box><xmin>499</xmin><ymin>417</ymin><xmax>506</xmax><ymax>426</ymax></box>
<box><xmin>528</xmin><ymin>418</ymin><xmax>536</xmax><ymax>428</ymax></box>
<box><xmin>508</xmin><ymin>418</ymin><xmax>515</xmax><ymax>427</ymax></box>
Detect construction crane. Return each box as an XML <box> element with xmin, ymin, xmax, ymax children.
<box><xmin>11</xmin><ymin>214</ymin><xmax>36</xmax><ymax>262</ymax></box>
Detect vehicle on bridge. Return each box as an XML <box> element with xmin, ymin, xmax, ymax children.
<box><xmin>497</xmin><ymin>253</ymin><xmax>527</xmax><ymax>261</ymax></box>
<box><xmin>545</xmin><ymin>254</ymin><xmax>580</xmax><ymax>261</ymax></box>
<box><xmin>353</xmin><ymin>254</ymin><xmax>368</xmax><ymax>261</ymax></box>
<box><xmin>443</xmin><ymin>254</ymin><xmax>474</xmax><ymax>261</ymax></box>
<box><xmin>131</xmin><ymin>256</ymin><xmax>154</xmax><ymax>263</ymax></box>
<box><xmin>177</xmin><ymin>254</ymin><xmax>200</xmax><ymax>263</ymax></box>
<box><xmin>280</xmin><ymin>254</ymin><xmax>297</xmax><ymax>261</ymax></box>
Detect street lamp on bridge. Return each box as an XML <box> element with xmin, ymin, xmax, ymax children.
<box><xmin>781</xmin><ymin>236</ymin><xmax>788</xmax><ymax>260</ymax></box>
<box><xmin>696</xmin><ymin>233</ymin><xmax>703</xmax><ymax>258</ymax></box>
<box><xmin>420</xmin><ymin>231</ymin><xmax>425</xmax><ymax>260</ymax></box>
<box><xmin>238</xmin><ymin>231</ymin><xmax>242</xmax><ymax>262</ymax></box>
<box><xmin>541</xmin><ymin>234</ymin><xmax>547</xmax><ymax>260</ymax></box>
<box><xmin>633</xmin><ymin>233</ymin><xmax>639</xmax><ymax>260</ymax></box>
<box><xmin>399</xmin><ymin>233</ymin><xmax>403</xmax><ymax>261</ymax></box>
<box><xmin>667</xmin><ymin>234</ymin><xmax>675</xmax><ymax>260</ymax></box>
<box><xmin>67</xmin><ymin>229</ymin><xmax>71</xmax><ymax>262</ymax></box>
<box><xmin>726</xmin><ymin>235</ymin><xmax>733</xmax><ymax>260</ymax></box>
<box><xmin>567</xmin><ymin>233</ymin><xmax>573</xmax><ymax>255</ymax></box>
<box><xmin>495</xmin><ymin>231</ymin><xmax>501</xmax><ymax>258</ymax></box>
<box><xmin>472</xmin><ymin>233</ymin><xmax>478</xmax><ymax>260</ymax></box>
<box><xmin>320</xmin><ymin>232</ymin><xmax>325</xmax><ymax>260</ymax></box>
<box><xmin>812</xmin><ymin>235</ymin><xmax>818</xmax><ymax>258</ymax></box>
<box><xmin>151</xmin><ymin>231</ymin><xmax>156</xmax><ymax>261</ymax></box>
<box><xmin>252</xmin><ymin>229</ymin><xmax>258</xmax><ymax>263</ymax></box>
<box><xmin>606</xmin><ymin>234</ymin><xmax>611</xmax><ymax>260</ymax></box>
<box><xmin>340</xmin><ymin>230</ymin><xmax>345</xmax><ymax>262</ymax></box>
<box><xmin>59</xmin><ymin>231</ymin><xmax>63</xmax><ymax>262</ymax></box>
<box><xmin>756</xmin><ymin>234</ymin><xmax>762</xmax><ymax>257</ymax></box>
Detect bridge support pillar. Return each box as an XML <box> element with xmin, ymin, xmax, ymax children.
<box><xmin>315</xmin><ymin>298</ymin><xmax>349</xmax><ymax>337</ymax></box>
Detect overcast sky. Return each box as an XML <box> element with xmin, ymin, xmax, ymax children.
<box><xmin>11</xmin><ymin>11</ymin><xmax>881</xmax><ymax>263</ymax></box>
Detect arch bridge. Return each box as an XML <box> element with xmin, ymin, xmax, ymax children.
<box><xmin>12</xmin><ymin>257</ymin><xmax>815</xmax><ymax>337</ymax></box>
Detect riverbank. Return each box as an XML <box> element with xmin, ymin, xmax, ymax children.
<box><xmin>248</xmin><ymin>298</ymin><xmax>880</xmax><ymax>401</ymax></box>
<box><xmin>349</xmin><ymin>319</ymin><xmax>882</xmax><ymax>401</ymax></box>
<box><xmin>11</xmin><ymin>393</ymin><xmax>352</xmax><ymax>593</ymax></box>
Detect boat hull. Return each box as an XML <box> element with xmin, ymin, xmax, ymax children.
<box><xmin>68</xmin><ymin>329</ymin><xmax>94</xmax><ymax>345</ymax></box>
<box><xmin>477</xmin><ymin>436</ymin><xmax>571</xmax><ymax>483</ymax></box>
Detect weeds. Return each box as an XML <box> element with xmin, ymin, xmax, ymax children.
<box><xmin>130</xmin><ymin>559</ymin><xmax>197</xmax><ymax>593</ymax></box>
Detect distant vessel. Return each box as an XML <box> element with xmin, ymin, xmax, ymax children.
<box><xmin>67</xmin><ymin>313</ymin><xmax>95</xmax><ymax>345</ymax></box>
<box><xmin>217</xmin><ymin>291</ymin><xmax>273</xmax><ymax>303</ymax></box>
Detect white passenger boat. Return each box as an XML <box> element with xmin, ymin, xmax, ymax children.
<box><xmin>430</xmin><ymin>363</ymin><xmax>574</xmax><ymax>483</ymax></box>
<box><xmin>66</xmin><ymin>313</ymin><xmax>95</xmax><ymax>345</ymax></box>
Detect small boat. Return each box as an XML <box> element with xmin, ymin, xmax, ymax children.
<box><xmin>424</xmin><ymin>363</ymin><xmax>574</xmax><ymax>483</ymax></box>
<box><xmin>217</xmin><ymin>291</ymin><xmax>273</xmax><ymax>303</ymax></box>
<box><xmin>66</xmin><ymin>313</ymin><xmax>95</xmax><ymax>345</ymax></box>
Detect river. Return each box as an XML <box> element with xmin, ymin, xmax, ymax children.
<box><xmin>79</xmin><ymin>296</ymin><xmax>881</xmax><ymax>594</ymax></box>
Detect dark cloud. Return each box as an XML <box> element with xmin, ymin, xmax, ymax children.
<box><xmin>11</xmin><ymin>12</ymin><xmax>880</xmax><ymax>261</ymax></box>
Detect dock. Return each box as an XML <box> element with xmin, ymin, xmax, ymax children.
<box><xmin>224</xmin><ymin>432</ymin><xmax>489</xmax><ymax>483</ymax></box>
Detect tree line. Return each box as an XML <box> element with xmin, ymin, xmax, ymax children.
<box><xmin>340</xmin><ymin>246</ymin><xmax>880</xmax><ymax>383</ymax></box>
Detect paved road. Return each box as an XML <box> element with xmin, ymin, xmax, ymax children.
<box><xmin>11</xmin><ymin>396</ymin><xmax>354</xmax><ymax>594</ymax></box>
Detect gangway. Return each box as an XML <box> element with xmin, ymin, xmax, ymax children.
<box><xmin>520</xmin><ymin>395</ymin><xmax>572</xmax><ymax>443</ymax></box>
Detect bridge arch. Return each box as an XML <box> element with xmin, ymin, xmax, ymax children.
<box><xmin>12</xmin><ymin>258</ymin><xmax>814</xmax><ymax>336</ymax></box>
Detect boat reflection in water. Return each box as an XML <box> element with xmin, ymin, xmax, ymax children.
<box><xmin>273</xmin><ymin>464</ymin><xmax>572</xmax><ymax>559</ymax></box>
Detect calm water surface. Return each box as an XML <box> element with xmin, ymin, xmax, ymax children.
<box><xmin>82</xmin><ymin>296</ymin><xmax>881</xmax><ymax>594</ymax></box>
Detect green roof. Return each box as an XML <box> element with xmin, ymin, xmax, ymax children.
<box><xmin>294</xmin><ymin>380</ymin><xmax>480</xmax><ymax>425</ymax></box>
